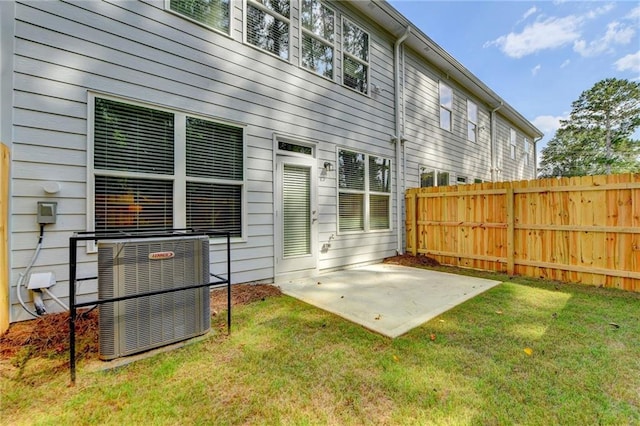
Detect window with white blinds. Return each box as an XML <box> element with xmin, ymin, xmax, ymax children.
<box><xmin>338</xmin><ymin>149</ymin><xmax>390</xmax><ymax>233</ymax></box>
<box><xmin>342</xmin><ymin>18</ymin><xmax>369</xmax><ymax>94</ymax></box>
<box><xmin>93</xmin><ymin>97</ymin><xmax>244</xmax><ymax>237</ymax></box>
<box><xmin>300</xmin><ymin>0</ymin><xmax>335</xmax><ymax>79</ymax></box>
<box><xmin>246</xmin><ymin>0</ymin><xmax>290</xmax><ymax>59</ymax></box>
<box><xmin>168</xmin><ymin>0</ymin><xmax>231</xmax><ymax>34</ymax></box>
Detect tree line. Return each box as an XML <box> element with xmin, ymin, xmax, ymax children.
<box><xmin>538</xmin><ymin>78</ymin><xmax>639</xmax><ymax>178</ymax></box>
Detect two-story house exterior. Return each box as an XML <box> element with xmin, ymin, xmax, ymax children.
<box><xmin>0</xmin><ymin>0</ymin><xmax>542</xmax><ymax>323</ymax></box>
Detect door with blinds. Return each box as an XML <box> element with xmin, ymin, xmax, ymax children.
<box><xmin>275</xmin><ymin>155</ymin><xmax>318</xmax><ymax>278</ymax></box>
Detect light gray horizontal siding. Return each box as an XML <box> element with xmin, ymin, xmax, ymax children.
<box><xmin>403</xmin><ymin>50</ymin><xmax>493</xmax><ymax>187</ymax></box>
<box><xmin>495</xmin><ymin>115</ymin><xmax>536</xmax><ymax>181</ymax></box>
<box><xmin>8</xmin><ymin>0</ymin><xmax>399</xmax><ymax>320</ymax></box>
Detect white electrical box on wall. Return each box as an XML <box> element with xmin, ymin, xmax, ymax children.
<box><xmin>37</xmin><ymin>201</ymin><xmax>57</xmax><ymax>224</ymax></box>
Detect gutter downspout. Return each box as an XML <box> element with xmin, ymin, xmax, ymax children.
<box><xmin>533</xmin><ymin>136</ymin><xmax>542</xmax><ymax>178</ymax></box>
<box><xmin>394</xmin><ymin>26</ymin><xmax>410</xmax><ymax>255</ymax></box>
<box><xmin>490</xmin><ymin>102</ymin><xmax>503</xmax><ymax>182</ymax></box>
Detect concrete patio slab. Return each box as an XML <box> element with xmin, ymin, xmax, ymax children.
<box><xmin>277</xmin><ymin>263</ymin><xmax>501</xmax><ymax>338</ymax></box>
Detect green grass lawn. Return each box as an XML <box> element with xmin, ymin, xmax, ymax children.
<box><xmin>2</xmin><ymin>271</ymin><xmax>639</xmax><ymax>425</ymax></box>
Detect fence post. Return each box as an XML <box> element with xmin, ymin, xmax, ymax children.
<box><xmin>410</xmin><ymin>192</ymin><xmax>418</xmax><ymax>255</ymax></box>
<box><xmin>506</xmin><ymin>187</ymin><xmax>514</xmax><ymax>276</ymax></box>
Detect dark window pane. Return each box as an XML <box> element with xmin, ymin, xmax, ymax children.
<box><xmin>94</xmin><ymin>98</ymin><xmax>174</xmax><ymax>175</ymax></box>
<box><xmin>95</xmin><ymin>176</ymin><xmax>173</xmax><ymax>232</ymax></box>
<box><xmin>186</xmin><ymin>117</ymin><xmax>243</xmax><ymax>180</ymax></box>
<box><xmin>301</xmin><ymin>0</ymin><xmax>334</xmax><ymax>42</ymax></box>
<box><xmin>187</xmin><ymin>182</ymin><xmax>242</xmax><ymax>237</ymax></box>
<box><xmin>369</xmin><ymin>156</ymin><xmax>391</xmax><ymax>193</ymax></box>
<box><xmin>343</xmin><ymin>20</ymin><xmax>368</xmax><ymax>61</ymax></box>
<box><xmin>343</xmin><ymin>55</ymin><xmax>367</xmax><ymax>94</ymax></box>
<box><xmin>421</xmin><ymin>171</ymin><xmax>435</xmax><ymax>188</ymax></box>
<box><xmin>370</xmin><ymin>194</ymin><xmax>389</xmax><ymax>230</ymax></box>
<box><xmin>338</xmin><ymin>192</ymin><xmax>363</xmax><ymax>232</ymax></box>
<box><xmin>170</xmin><ymin>0</ymin><xmax>230</xmax><ymax>33</ymax></box>
<box><xmin>246</xmin><ymin>3</ymin><xmax>289</xmax><ymax>59</ymax></box>
<box><xmin>339</xmin><ymin>149</ymin><xmax>365</xmax><ymax>190</ymax></box>
<box><xmin>302</xmin><ymin>33</ymin><xmax>334</xmax><ymax>79</ymax></box>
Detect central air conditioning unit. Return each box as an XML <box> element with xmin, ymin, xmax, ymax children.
<box><xmin>98</xmin><ymin>235</ymin><xmax>211</xmax><ymax>360</ymax></box>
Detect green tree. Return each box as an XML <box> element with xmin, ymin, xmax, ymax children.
<box><xmin>538</xmin><ymin>78</ymin><xmax>640</xmax><ymax>177</ymax></box>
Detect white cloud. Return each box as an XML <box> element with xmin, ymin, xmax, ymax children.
<box><xmin>522</xmin><ymin>7</ymin><xmax>537</xmax><ymax>20</ymax></box>
<box><xmin>627</xmin><ymin>6</ymin><xmax>640</xmax><ymax>20</ymax></box>
<box><xmin>532</xmin><ymin>115</ymin><xmax>568</xmax><ymax>135</ymax></box>
<box><xmin>484</xmin><ymin>15</ymin><xmax>582</xmax><ymax>58</ymax></box>
<box><xmin>531</xmin><ymin>64</ymin><xmax>542</xmax><ymax>76</ymax></box>
<box><xmin>614</xmin><ymin>50</ymin><xmax>640</xmax><ymax>73</ymax></box>
<box><xmin>584</xmin><ymin>3</ymin><xmax>615</xmax><ymax>20</ymax></box>
<box><xmin>560</xmin><ymin>59</ymin><xmax>571</xmax><ymax>68</ymax></box>
<box><xmin>485</xmin><ymin>3</ymin><xmax>618</xmax><ymax>58</ymax></box>
<box><xmin>573</xmin><ymin>21</ymin><xmax>636</xmax><ymax>57</ymax></box>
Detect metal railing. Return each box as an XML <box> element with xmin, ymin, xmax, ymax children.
<box><xmin>68</xmin><ymin>228</ymin><xmax>231</xmax><ymax>384</ymax></box>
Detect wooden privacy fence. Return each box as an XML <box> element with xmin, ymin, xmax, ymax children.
<box><xmin>405</xmin><ymin>173</ymin><xmax>640</xmax><ymax>292</ymax></box>
<box><xmin>1</xmin><ymin>143</ymin><xmax>9</xmax><ymax>333</ymax></box>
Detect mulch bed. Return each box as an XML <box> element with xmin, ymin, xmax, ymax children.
<box><xmin>383</xmin><ymin>253</ymin><xmax>440</xmax><ymax>267</ymax></box>
<box><xmin>1</xmin><ymin>256</ymin><xmax>435</xmax><ymax>362</ymax></box>
<box><xmin>0</xmin><ymin>284</ymin><xmax>281</xmax><ymax>362</ymax></box>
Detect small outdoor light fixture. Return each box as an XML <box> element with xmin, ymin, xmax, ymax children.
<box><xmin>323</xmin><ymin>162</ymin><xmax>334</xmax><ymax>172</ymax></box>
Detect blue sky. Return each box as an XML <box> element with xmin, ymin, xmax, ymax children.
<box><xmin>387</xmin><ymin>0</ymin><xmax>640</xmax><ymax>160</ymax></box>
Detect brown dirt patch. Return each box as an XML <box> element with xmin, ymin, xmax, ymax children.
<box><xmin>383</xmin><ymin>253</ymin><xmax>440</xmax><ymax>267</ymax></box>
<box><xmin>0</xmin><ymin>284</ymin><xmax>281</xmax><ymax>362</ymax></box>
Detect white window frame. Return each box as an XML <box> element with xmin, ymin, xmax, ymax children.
<box><xmin>510</xmin><ymin>128</ymin><xmax>517</xmax><ymax>160</ymax></box>
<box><xmin>299</xmin><ymin>0</ymin><xmax>336</xmax><ymax>81</ymax></box>
<box><xmin>244</xmin><ymin>0</ymin><xmax>292</xmax><ymax>60</ymax></box>
<box><xmin>337</xmin><ymin>148</ymin><xmax>391</xmax><ymax>234</ymax></box>
<box><xmin>467</xmin><ymin>99</ymin><xmax>477</xmax><ymax>142</ymax></box>
<box><xmin>165</xmin><ymin>0</ymin><xmax>233</xmax><ymax>37</ymax></box>
<box><xmin>341</xmin><ymin>17</ymin><xmax>370</xmax><ymax>95</ymax></box>
<box><xmin>86</xmin><ymin>92</ymin><xmax>248</xmax><ymax>252</ymax></box>
<box><xmin>439</xmin><ymin>81</ymin><xmax>453</xmax><ymax>131</ymax></box>
<box><xmin>456</xmin><ymin>175</ymin><xmax>468</xmax><ymax>185</ymax></box>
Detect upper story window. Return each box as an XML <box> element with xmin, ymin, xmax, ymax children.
<box><xmin>168</xmin><ymin>0</ymin><xmax>231</xmax><ymax>34</ymax></box>
<box><xmin>510</xmin><ymin>128</ymin><xmax>517</xmax><ymax>159</ymax></box>
<box><xmin>246</xmin><ymin>0</ymin><xmax>291</xmax><ymax>59</ymax></box>
<box><xmin>338</xmin><ymin>149</ymin><xmax>391</xmax><ymax>232</ymax></box>
<box><xmin>524</xmin><ymin>138</ymin><xmax>530</xmax><ymax>166</ymax></box>
<box><xmin>342</xmin><ymin>18</ymin><xmax>369</xmax><ymax>94</ymax></box>
<box><xmin>300</xmin><ymin>0</ymin><xmax>335</xmax><ymax>79</ymax></box>
<box><xmin>91</xmin><ymin>96</ymin><xmax>245</xmax><ymax>238</ymax></box>
<box><xmin>467</xmin><ymin>100</ymin><xmax>477</xmax><ymax>142</ymax></box>
<box><xmin>439</xmin><ymin>82</ymin><xmax>453</xmax><ymax>131</ymax></box>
